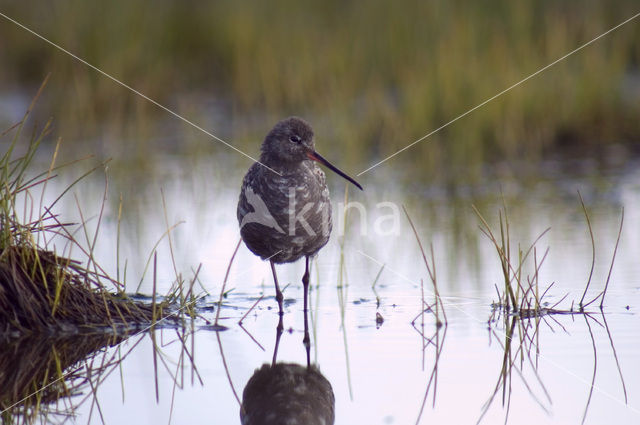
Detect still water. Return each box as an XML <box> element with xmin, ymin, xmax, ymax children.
<box><xmin>7</xmin><ymin>148</ymin><xmax>640</xmax><ymax>424</ymax></box>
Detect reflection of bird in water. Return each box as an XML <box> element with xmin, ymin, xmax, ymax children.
<box><xmin>237</xmin><ymin>117</ymin><xmax>362</xmax><ymax>315</ymax></box>
<box><xmin>240</xmin><ymin>363</ymin><xmax>335</xmax><ymax>425</ymax></box>
<box><xmin>240</xmin><ymin>311</ymin><xmax>334</xmax><ymax>425</ymax></box>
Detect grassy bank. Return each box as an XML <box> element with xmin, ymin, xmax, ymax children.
<box><xmin>1</xmin><ymin>1</ymin><xmax>639</xmax><ymax>183</ymax></box>
<box><xmin>0</xmin><ymin>82</ymin><xmax>173</xmax><ymax>335</ymax></box>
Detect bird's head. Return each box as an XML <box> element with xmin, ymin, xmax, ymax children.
<box><xmin>261</xmin><ymin>116</ymin><xmax>315</xmax><ymax>164</ymax></box>
<box><xmin>260</xmin><ymin>117</ymin><xmax>363</xmax><ymax>190</ymax></box>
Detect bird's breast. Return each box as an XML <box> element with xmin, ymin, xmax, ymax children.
<box><xmin>237</xmin><ymin>162</ymin><xmax>333</xmax><ymax>263</ymax></box>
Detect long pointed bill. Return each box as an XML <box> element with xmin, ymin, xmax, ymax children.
<box><xmin>307</xmin><ymin>150</ymin><xmax>363</xmax><ymax>191</ymax></box>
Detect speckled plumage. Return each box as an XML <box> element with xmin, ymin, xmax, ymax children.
<box><xmin>237</xmin><ymin>117</ymin><xmax>361</xmax><ymax>314</ymax></box>
<box><xmin>238</xmin><ymin>117</ymin><xmax>333</xmax><ymax>263</ymax></box>
<box><xmin>238</xmin><ymin>158</ymin><xmax>331</xmax><ymax>264</ymax></box>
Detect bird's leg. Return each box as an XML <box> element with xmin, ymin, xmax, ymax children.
<box><xmin>302</xmin><ymin>256</ymin><xmax>311</xmax><ymax>360</ymax></box>
<box><xmin>272</xmin><ymin>313</ymin><xmax>284</xmax><ymax>367</ymax></box>
<box><xmin>303</xmin><ymin>299</ymin><xmax>311</xmax><ymax>368</ymax></box>
<box><xmin>302</xmin><ymin>256</ymin><xmax>310</xmax><ymax>312</ymax></box>
<box><xmin>270</xmin><ymin>260</ymin><xmax>284</xmax><ymax>315</ymax></box>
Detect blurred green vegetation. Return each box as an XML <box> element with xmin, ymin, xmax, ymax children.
<box><xmin>0</xmin><ymin>0</ymin><xmax>639</xmax><ymax>183</ymax></box>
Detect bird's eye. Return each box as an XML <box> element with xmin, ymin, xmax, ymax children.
<box><xmin>289</xmin><ymin>135</ymin><xmax>302</xmax><ymax>143</ymax></box>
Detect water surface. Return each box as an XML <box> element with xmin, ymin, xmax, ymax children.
<box><xmin>15</xmin><ymin>150</ymin><xmax>639</xmax><ymax>425</ymax></box>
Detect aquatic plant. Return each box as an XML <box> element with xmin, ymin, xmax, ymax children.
<box><xmin>473</xmin><ymin>195</ymin><xmax>623</xmax><ymax>317</ymax></box>
<box><xmin>0</xmin><ymin>80</ymin><xmax>170</xmax><ymax>334</ymax></box>
<box><xmin>404</xmin><ymin>206</ymin><xmax>447</xmax><ymax>327</ymax></box>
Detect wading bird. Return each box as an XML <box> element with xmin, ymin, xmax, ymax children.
<box><xmin>237</xmin><ymin>117</ymin><xmax>362</xmax><ymax>314</ymax></box>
